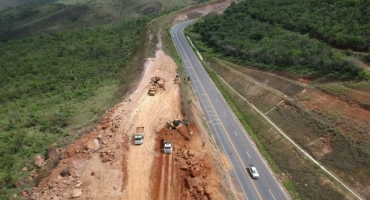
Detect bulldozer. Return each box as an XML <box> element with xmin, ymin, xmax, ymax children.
<box><xmin>148</xmin><ymin>76</ymin><xmax>166</xmax><ymax>96</ymax></box>
<box><xmin>173</xmin><ymin>74</ymin><xmax>180</xmax><ymax>84</ymax></box>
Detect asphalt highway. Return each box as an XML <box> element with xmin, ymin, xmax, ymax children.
<box><xmin>171</xmin><ymin>20</ymin><xmax>290</xmax><ymax>200</ymax></box>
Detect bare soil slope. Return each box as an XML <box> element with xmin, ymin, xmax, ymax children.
<box><xmin>26</xmin><ymin>36</ymin><xmax>232</xmax><ymax>200</ymax></box>
<box><xmin>151</xmin><ymin>123</ymin><xmax>226</xmax><ymax>200</ymax></box>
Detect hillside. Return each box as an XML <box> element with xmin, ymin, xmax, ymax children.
<box><xmin>237</xmin><ymin>0</ymin><xmax>370</xmax><ymax>52</ymax></box>
<box><xmin>0</xmin><ymin>17</ymin><xmax>150</xmax><ymax>198</ymax></box>
<box><xmin>0</xmin><ymin>0</ymin><xmax>209</xmax><ymax>40</ymax></box>
<box><xmin>0</xmin><ymin>0</ymin><xmax>222</xmax><ymax>198</ymax></box>
<box><xmin>185</xmin><ymin>1</ymin><xmax>370</xmax><ymax>199</ymax></box>
<box><xmin>191</xmin><ymin>2</ymin><xmax>368</xmax><ymax>80</ymax></box>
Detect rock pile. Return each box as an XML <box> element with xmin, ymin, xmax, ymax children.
<box><xmin>177</xmin><ymin>145</ymin><xmax>213</xmax><ymax>200</ymax></box>
<box><xmin>27</xmin><ymin>166</ymin><xmax>84</xmax><ymax>200</ymax></box>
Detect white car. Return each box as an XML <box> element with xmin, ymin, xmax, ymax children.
<box><xmin>248</xmin><ymin>165</ymin><xmax>259</xmax><ymax>179</ymax></box>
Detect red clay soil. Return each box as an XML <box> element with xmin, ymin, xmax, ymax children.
<box><xmin>22</xmin><ymin>1</ymin><xmax>235</xmax><ymax>200</ymax></box>
<box><xmin>150</xmin><ymin>123</ymin><xmax>226</xmax><ymax>200</ymax></box>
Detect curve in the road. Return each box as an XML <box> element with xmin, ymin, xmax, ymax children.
<box><xmin>171</xmin><ymin>20</ymin><xmax>290</xmax><ymax>200</ymax></box>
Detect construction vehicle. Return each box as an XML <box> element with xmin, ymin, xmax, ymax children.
<box><xmin>133</xmin><ymin>127</ymin><xmax>145</xmax><ymax>145</ymax></box>
<box><xmin>173</xmin><ymin>74</ymin><xmax>180</xmax><ymax>84</ymax></box>
<box><xmin>148</xmin><ymin>76</ymin><xmax>166</xmax><ymax>96</ymax></box>
<box><xmin>163</xmin><ymin>141</ymin><xmax>173</xmax><ymax>154</ymax></box>
<box><xmin>150</xmin><ymin>76</ymin><xmax>166</xmax><ymax>89</ymax></box>
<box><xmin>148</xmin><ymin>84</ymin><xmax>157</xmax><ymax>96</ymax></box>
<box><xmin>166</xmin><ymin>119</ymin><xmax>191</xmax><ymax>141</ymax></box>
<box><xmin>166</xmin><ymin>119</ymin><xmax>187</xmax><ymax>129</ymax></box>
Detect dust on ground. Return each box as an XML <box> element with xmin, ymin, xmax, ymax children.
<box><xmin>24</xmin><ymin>7</ymin><xmax>234</xmax><ymax>199</ymax></box>
<box><xmin>173</xmin><ymin>0</ymin><xmax>232</xmax><ymax>25</ymax></box>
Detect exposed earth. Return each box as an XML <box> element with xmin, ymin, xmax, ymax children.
<box><xmin>22</xmin><ymin>2</ymin><xmax>235</xmax><ymax>199</ymax></box>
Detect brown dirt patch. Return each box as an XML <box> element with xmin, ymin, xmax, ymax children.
<box><xmin>298</xmin><ymin>88</ymin><xmax>370</xmax><ymax>141</ymax></box>
<box><xmin>297</xmin><ymin>77</ymin><xmax>312</xmax><ymax>85</ymax></box>
<box><xmin>24</xmin><ymin>1</ymin><xmax>238</xmax><ymax>199</ymax></box>
<box><xmin>173</xmin><ymin>0</ymin><xmax>232</xmax><ymax>25</ymax></box>
<box><xmin>150</xmin><ymin>123</ymin><xmax>227</xmax><ymax>200</ymax></box>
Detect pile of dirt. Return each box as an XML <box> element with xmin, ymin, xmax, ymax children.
<box><xmin>150</xmin><ymin>123</ymin><xmax>226</xmax><ymax>200</ymax></box>
<box><xmin>26</xmin><ymin>105</ymin><xmax>129</xmax><ymax>200</ymax></box>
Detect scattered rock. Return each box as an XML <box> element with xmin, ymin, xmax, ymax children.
<box><xmin>71</xmin><ymin>189</ymin><xmax>82</xmax><ymax>198</ymax></box>
<box><xmin>66</xmin><ymin>146</ymin><xmax>77</xmax><ymax>157</ymax></box>
<box><xmin>84</xmin><ymin>139</ymin><xmax>100</xmax><ymax>151</ymax></box>
<box><xmin>91</xmin><ymin>172</ymin><xmax>95</xmax><ymax>176</ymax></box>
<box><xmin>22</xmin><ymin>167</ymin><xmax>28</xmax><ymax>171</ymax></box>
<box><xmin>60</xmin><ymin>167</ymin><xmax>73</xmax><ymax>177</ymax></box>
<box><xmin>75</xmin><ymin>180</ymin><xmax>82</xmax><ymax>187</ymax></box>
<box><xmin>21</xmin><ymin>191</ymin><xmax>28</xmax><ymax>197</ymax></box>
<box><xmin>180</xmin><ymin>165</ymin><xmax>189</xmax><ymax>170</ymax></box>
<box><xmin>34</xmin><ymin>155</ymin><xmax>45</xmax><ymax>167</ymax></box>
<box><xmin>201</xmin><ymin>195</ymin><xmax>209</xmax><ymax>200</ymax></box>
<box><xmin>101</xmin><ymin>123</ymin><xmax>110</xmax><ymax>130</ymax></box>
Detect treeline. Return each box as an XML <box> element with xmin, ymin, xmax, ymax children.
<box><xmin>237</xmin><ymin>0</ymin><xmax>370</xmax><ymax>52</ymax></box>
<box><xmin>193</xmin><ymin>6</ymin><xmax>366</xmax><ymax>80</ymax></box>
<box><xmin>0</xmin><ymin>17</ymin><xmax>149</xmax><ymax>197</ymax></box>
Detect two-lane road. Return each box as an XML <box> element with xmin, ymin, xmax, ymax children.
<box><xmin>171</xmin><ymin>20</ymin><xmax>290</xmax><ymax>200</ymax></box>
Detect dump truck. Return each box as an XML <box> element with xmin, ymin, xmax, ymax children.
<box><xmin>163</xmin><ymin>141</ymin><xmax>173</xmax><ymax>153</ymax></box>
<box><xmin>134</xmin><ymin>127</ymin><xmax>145</xmax><ymax>145</ymax></box>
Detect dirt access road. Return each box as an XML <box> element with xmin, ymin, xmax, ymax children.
<box><xmin>26</xmin><ymin>1</ymin><xmax>234</xmax><ymax>199</ymax></box>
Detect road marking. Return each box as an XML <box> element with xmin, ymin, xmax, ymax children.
<box><xmin>174</xmin><ymin>30</ymin><xmax>263</xmax><ymax>200</ymax></box>
<box><xmin>224</xmin><ymin>112</ymin><xmax>227</xmax><ymax>117</ymax></box>
<box><xmin>268</xmin><ymin>188</ymin><xmax>277</xmax><ymax>200</ymax></box>
<box><xmin>234</xmin><ymin>131</ymin><xmax>237</xmax><ymax>136</ymax></box>
<box><xmin>246</xmin><ymin>151</ymin><xmax>251</xmax><ymax>159</ymax></box>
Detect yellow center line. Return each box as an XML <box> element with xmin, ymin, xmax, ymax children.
<box><xmin>173</xmin><ymin>25</ymin><xmax>263</xmax><ymax>200</ymax></box>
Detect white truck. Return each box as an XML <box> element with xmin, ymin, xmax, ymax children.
<box><xmin>163</xmin><ymin>141</ymin><xmax>173</xmax><ymax>153</ymax></box>
<box><xmin>134</xmin><ymin>127</ymin><xmax>145</xmax><ymax>145</ymax></box>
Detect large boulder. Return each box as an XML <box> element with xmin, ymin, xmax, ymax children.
<box><xmin>60</xmin><ymin>167</ymin><xmax>74</xmax><ymax>177</ymax></box>
<box><xmin>84</xmin><ymin>139</ymin><xmax>100</xmax><ymax>151</ymax></box>
<box><xmin>71</xmin><ymin>189</ymin><xmax>82</xmax><ymax>198</ymax></box>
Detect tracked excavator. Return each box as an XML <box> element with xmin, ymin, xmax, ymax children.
<box><xmin>166</xmin><ymin>119</ymin><xmax>192</xmax><ymax>141</ymax></box>
<box><xmin>148</xmin><ymin>76</ymin><xmax>166</xmax><ymax>96</ymax></box>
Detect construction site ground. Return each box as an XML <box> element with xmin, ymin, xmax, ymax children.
<box><xmin>25</xmin><ymin>1</ymin><xmax>236</xmax><ymax>198</ymax></box>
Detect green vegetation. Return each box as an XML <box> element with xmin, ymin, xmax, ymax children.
<box><xmin>0</xmin><ymin>0</ymin><xmax>207</xmax><ymax>40</ymax></box>
<box><xmin>202</xmin><ymin>57</ymin><xmax>370</xmax><ymax>198</ymax></box>
<box><xmin>0</xmin><ymin>17</ymin><xmax>150</xmax><ymax>198</ymax></box>
<box><xmin>190</xmin><ymin>3</ymin><xmax>367</xmax><ymax>80</ymax></box>
<box><xmin>203</xmin><ymin>61</ymin><xmax>348</xmax><ymax>200</ymax></box>
<box><xmin>238</xmin><ymin>0</ymin><xmax>370</xmax><ymax>52</ymax></box>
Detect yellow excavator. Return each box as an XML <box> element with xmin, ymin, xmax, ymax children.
<box><xmin>166</xmin><ymin>119</ymin><xmax>185</xmax><ymax>129</ymax></box>
<box><xmin>166</xmin><ymin>119</ymin><xmax>191</xmax><ymax>140</ymax></box>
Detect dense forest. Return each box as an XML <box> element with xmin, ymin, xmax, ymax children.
<box><xmin>0</xmin><ymin>17</ymin><xmax>149</xmax><ymax>197</ymax></box>
<box><xmin>192</xmin><ymin>3</ymin><xmax>367</xmax><ymax>80</ymax></box>
<box><xmin>234</xmin><ymin>0</ymin><xmax>370</xmax><ymax>52</ymax></box>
